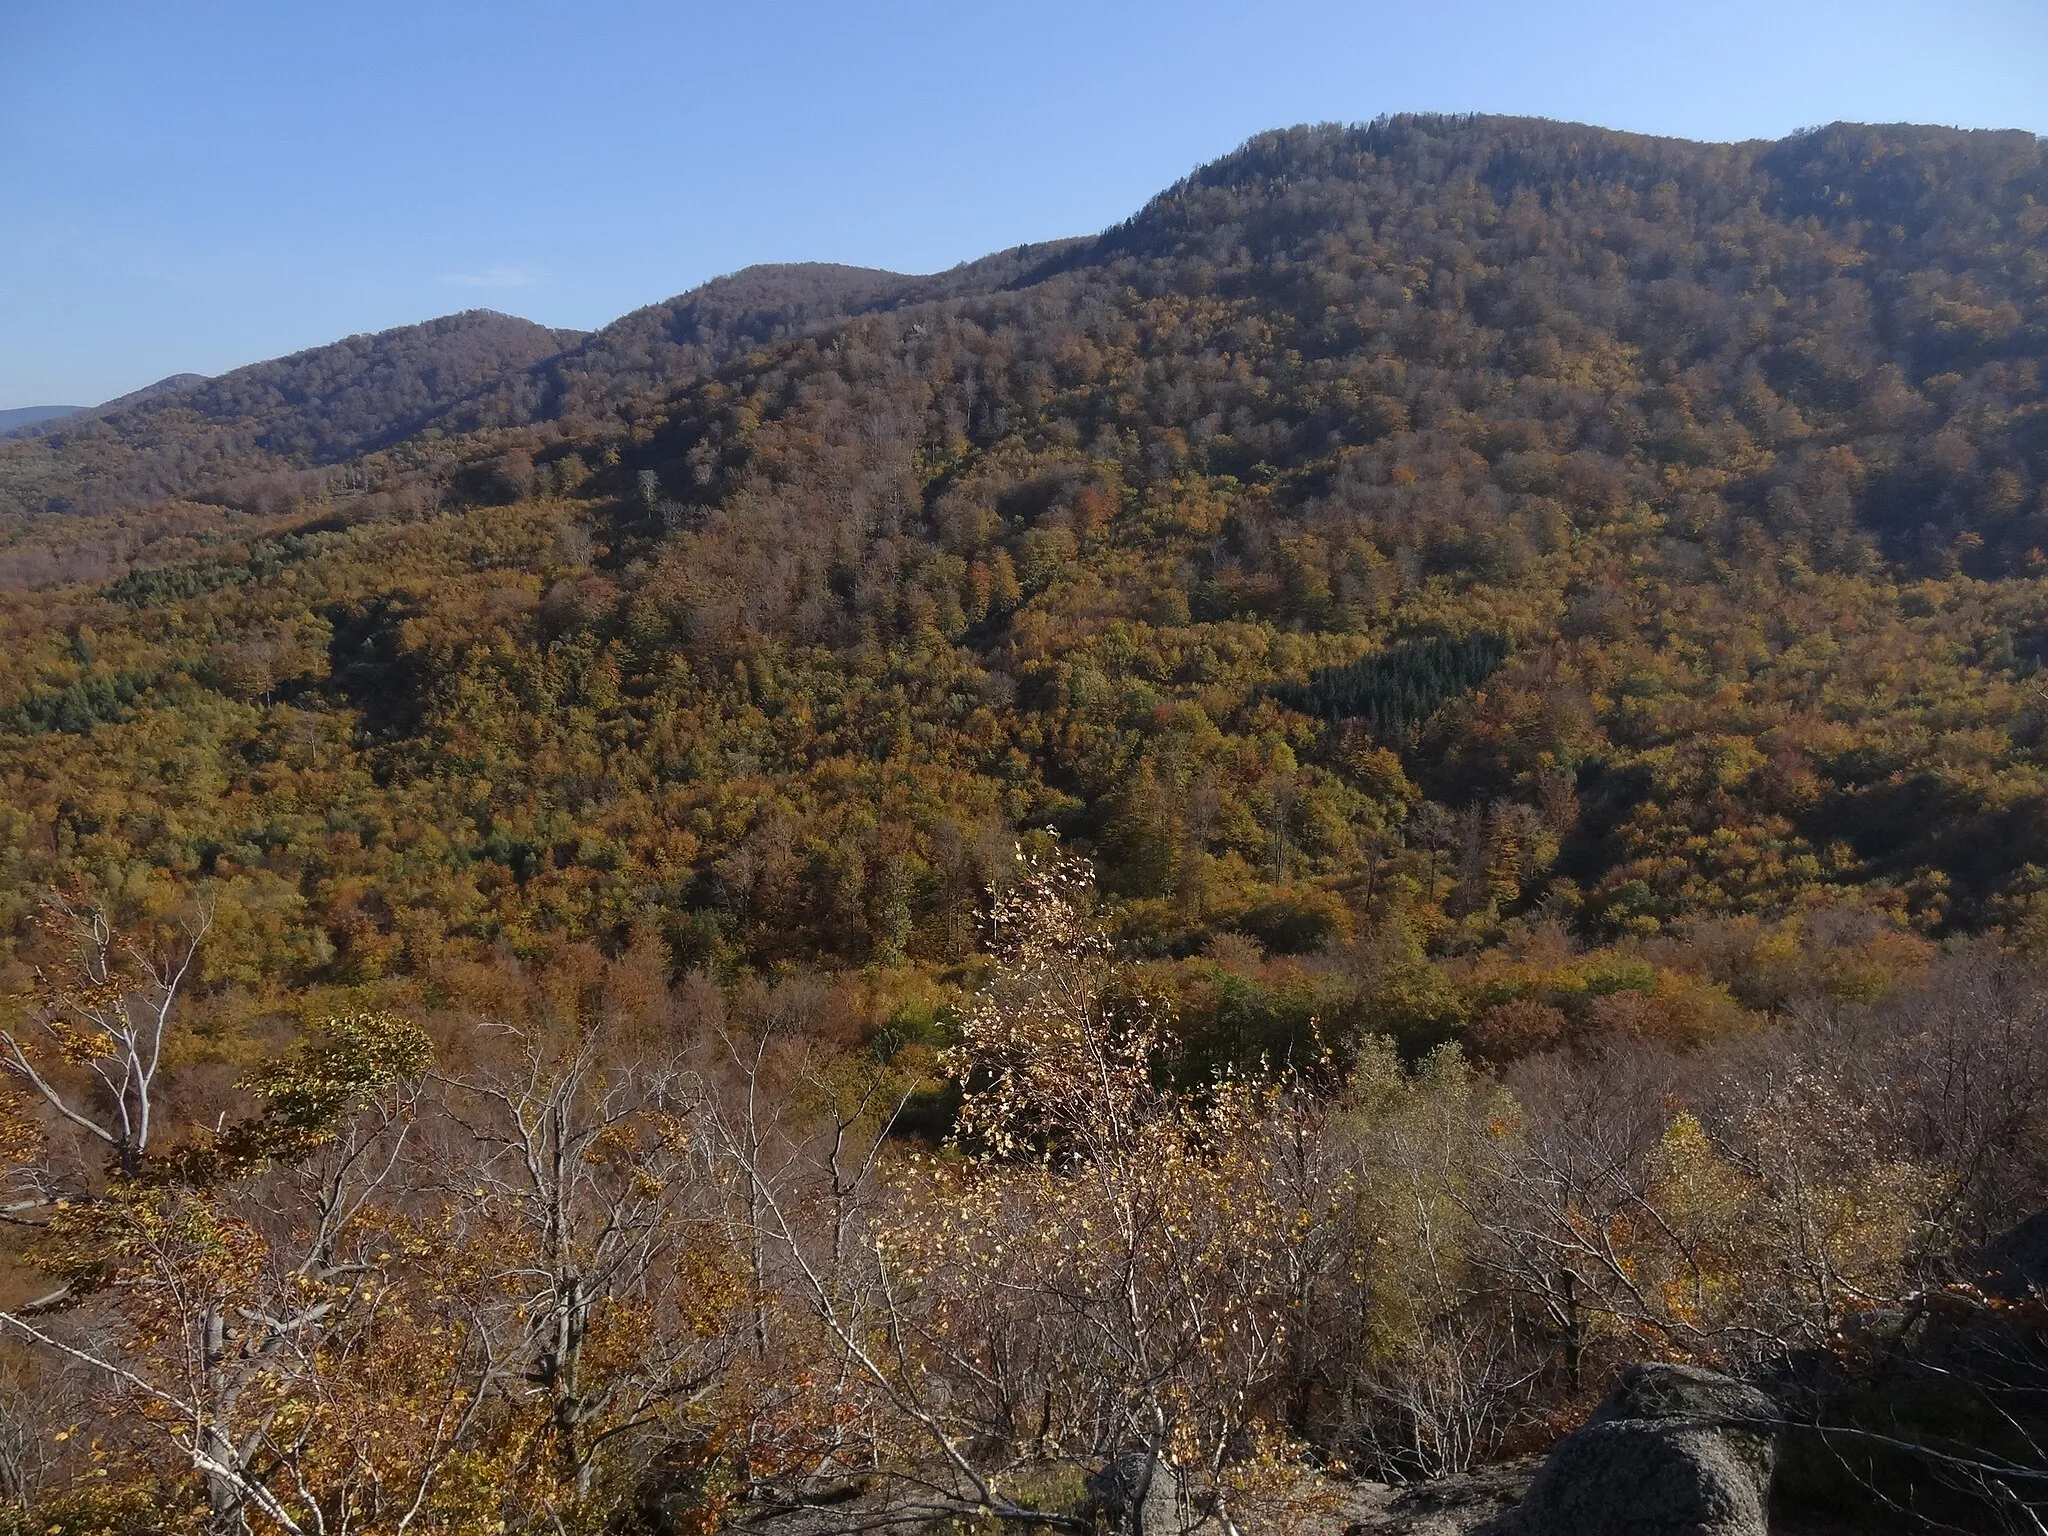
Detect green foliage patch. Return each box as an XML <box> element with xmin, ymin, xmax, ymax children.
<box><xmin>1274</xmin><ymin>631</ymin><xmax>1509</xmax><ymax>735</ymax></box>
<box><xmin>5</xmin><ymin>669</ymin><xmax>153</xmax><ymax>735</ymax></box>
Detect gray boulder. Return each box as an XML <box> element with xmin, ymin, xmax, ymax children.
<box><xmin>1503</xmin><ymin>1364</ymin><xmax>1780</xmax><ymax>1536</ymax></box>
<box><xmin>1088</xmin><ymin>1451</ymin><xmax>1191</xmax><ymax>1536</ymax></box>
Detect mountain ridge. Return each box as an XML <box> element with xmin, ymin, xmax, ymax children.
<box><xmin>0</xmin><ymin>241</ymin><xmax>1101</xmax><ymax>520</ymax></box>
<box><xmin>420</xmin><ymin>241</ymin><xmax>1092</xmax><ymax>437</ymax></box>
<box><xmin>9</xmin><ymin>113</ymin><xmax>2043</xmax><ymax>529</ymax></box>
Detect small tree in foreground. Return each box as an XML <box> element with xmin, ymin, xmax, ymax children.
<box><xmin>723</xmin><ymin>853</ymin><xmax>1338</xmax><ymax>1535</ymax></box>
<box><xmin>1</xmin><ymin>1010</ymin><xmax>443</xmax><ymax>1535</ymax></box>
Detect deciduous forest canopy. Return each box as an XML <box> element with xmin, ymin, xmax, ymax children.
<box><xmin>1</xmin><ymin>113</ymin><xmax>2046</xmax><ymax>1534</ymax></box>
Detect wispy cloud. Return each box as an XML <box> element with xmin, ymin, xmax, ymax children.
<box><xmin>442</xmin><ymin>265</ymin><xmax>545</xmax><ymax>289</ymax></box>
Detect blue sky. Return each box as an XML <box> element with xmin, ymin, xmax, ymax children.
<box><xmin>3</xmin><ymin>0</ymin><xmax>2042</xmax><ymax>409</ymax></box>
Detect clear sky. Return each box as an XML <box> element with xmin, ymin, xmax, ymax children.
<box><xmin>3</xmin><ymin>0</ymin><xmax>2042</xmax><ymax>409</ymax></box>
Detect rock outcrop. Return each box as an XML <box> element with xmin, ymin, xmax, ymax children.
<box><xmin>1088</xmin><ymin>1451</ymin><xmax>1192</xmax><ymax>1536</ymax></box>
<box><xmin>1340</xmin><ymin>1460</ymin><xmax>1538</xmax><ymax>1535</ymax></box>
<box><xmin>1501</xmin><ymin>1364</ymin><xmax>1780</xmax><ymax>1536</ymax></box>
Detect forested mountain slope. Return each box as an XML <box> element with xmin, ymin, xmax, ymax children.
<box><xmin>2</xmin><ymin>111</ymin><xmax>2046</xmax><ymax>1012</ymax></box>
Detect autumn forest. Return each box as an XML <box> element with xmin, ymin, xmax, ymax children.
<box><xmin>0</xmin><ymin>114</ymin><xmax>2045</xmax><ymax>1533</ymax></box>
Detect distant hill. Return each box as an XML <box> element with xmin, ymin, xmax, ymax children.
<box><xmin>0</xmin><ymin>405</ymin><xmax>86</xmax><ymax>437</ymax></box>
<box><xmin>428</xmin><ymin>242</ymin><xmax>1088</xmax><ymax>434</ymax></box>
<box><xmin>0</xmin><ymin>251</ymin><xmax>1090</xmax><ymax>517</ymax></box>
<box><xmin>1</xmin><ymin>375</ymin><xmax>210</xmax><ymax>444</ymax></box>
<box><xmin>0</xmin><ymin>312</ymin><xmax>582</xmax><ymax>517</ymax></box>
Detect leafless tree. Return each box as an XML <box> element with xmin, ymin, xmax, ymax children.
<box><xmin>435</xmin><ymin>1024</ymin><xmax>742</xmax><ymax>1503</ymax></box>
<box><xmin>0</xmin><ymin>893</ymin><xmax>212</xmax><ymax>1190</ymax></box>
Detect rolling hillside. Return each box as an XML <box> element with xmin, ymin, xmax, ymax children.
<box><xmin>0</xmin><ymin>310</ymin><xmax>584</xmax><ymax>520</ymax></box>
<box><xmin>2</xmin><ymin>113</ymin><xmax>2045</xmax><ymax>981</ymax></box>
